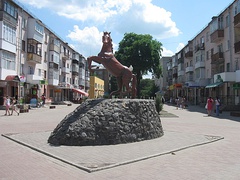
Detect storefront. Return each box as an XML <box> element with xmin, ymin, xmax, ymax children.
<box><xmin>0</xmin><ymin>75</ymin><xmax>20</xmax><ymax>105</ymax></box>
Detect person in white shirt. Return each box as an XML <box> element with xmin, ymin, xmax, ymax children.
<box><xmin>215</xmin><ymin>97</ymin><xmax>221</xmax><ymax>116</ymax></box>
<box><xmin>4</xmin><ymin>96</ymin><xmax>11</xmax><ymax>116</ymax></box>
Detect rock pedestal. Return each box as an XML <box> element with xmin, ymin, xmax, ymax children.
<box><xmin>48</xmin><ymin>99</ymin><xmax>164</xmax><ymax>146</ymax></box>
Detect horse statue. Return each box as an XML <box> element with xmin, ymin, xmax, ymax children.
<box><xmin>87</xmin><ymin>32</ymin><xmax>137</xmax><ymax>98</ymax></box>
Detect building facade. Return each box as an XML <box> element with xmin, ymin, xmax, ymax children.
<box><xmin>0</xmin><ymin>0</ymin><xmax>89</xmax><ymax>105</ymax></box>
<box><xmin>162</xmin><ymin>0</ymin><xmax>240</xmax><ymax>107</ymax></box>
<box><xmin>89</xmin><ymin>76</ymin><xmax>104</xmax><ymax>99</ymax></box>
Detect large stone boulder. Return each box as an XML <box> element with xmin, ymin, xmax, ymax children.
<box><xmin>48</xmin><ymin>99</ymin><xmax>164</xmax><ymax>146</ymax></box>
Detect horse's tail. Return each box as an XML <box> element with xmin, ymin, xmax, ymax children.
<box><xmin>131</xmin><ymin>74</ymin><xmax>137</xmax><ymax>98</ymax></box>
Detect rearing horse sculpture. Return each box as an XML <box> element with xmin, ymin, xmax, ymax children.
<box><xmin>87</xmin><ymin>32</ymin><xmax>137</xmax><ymax>98</ymax></box>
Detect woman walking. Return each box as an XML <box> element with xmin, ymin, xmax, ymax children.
<box><xmin>4</xmin><ymin>96</ymin><xmax>11</xmax><ymax>116</ymax></box>
<box><xmin>10</xmin><ymin>97</ymin><xmax>19</xmax><ymax>116</ymax></box>
<box><xmin>207</xmin><ymin>97</ymin><xmax>214</xmax><ymax>116</ymax></box>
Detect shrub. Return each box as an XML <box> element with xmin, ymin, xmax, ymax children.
<box><xmin>155</xmin><ymin>95</ymin><xmax>163</xmax><ymax>114</ymax></box>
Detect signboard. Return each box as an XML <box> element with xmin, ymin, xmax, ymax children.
<box><xmin>233</xmin><ymin>83</ymin><xmax>240</xmax><ymax>89</ymax></box>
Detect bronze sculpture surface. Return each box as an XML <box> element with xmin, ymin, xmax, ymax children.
<box><xmin>87</xmin><ymin>32</ymin><xmax>137</xmax><ymax>98</ymax></box>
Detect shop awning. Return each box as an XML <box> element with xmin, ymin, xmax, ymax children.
<box><xmin>5</xmin><ymin>75</ymin><xmax>20</xmax><ymax>82</ymax></box>
<box><xmin>72</xmin><ymin>88</ymin><xmax>88</xmax><ymax>96</ymax></box>
<box><xmin>205</xmin><ymin>82</ymin><xmax>224</xmax><ymax>88</ymax></box>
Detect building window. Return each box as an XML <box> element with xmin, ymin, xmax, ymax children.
<box><xmin>28</xmin><ymin>44</ymin><xmax>34</xmax><ymax>53</ymax></box>
<box><xmin>38</xmin><ymin>69</ymin><xmax>41</xmax><ymax>76</ymax></box>
<box><xmin>29</xmin><ymin>66</ymin><xmax>34</xmax><ymax>74</ymax></box>
<box><xmin>2</xmin><ymin>51</ymin><xmax>15</xmax><ymax>70</ymax></box>
<box><xmin>44</xmin><ymin>70</ymin><xmax>47</xmax><ymax>79</ymax></box>
<box><xmin>226</xmin><ymin>63</ymin><xmax>230</xmax><ymax>72</ymax></box>
<box><xmin>35</xmin><ymin>22</ymin><xmax>44</xmax><ymax>35</ymax></box>
<box><xmin>236</xmin><ymin>59</ymin><xmax>239</xmax><ymax>71</ymax></box>
<box><xmin>45</xmin><ymin>34</ymin><xmax>48</xmax><ymax>44</ymax></box>
<box><xmin>44</xmin><ymin>51</ymin><xmax>47</xmax><ymax>62</ymax></box>
<box><xmin>226</xmin><ymin>40</ymin><xmax>230</xmax><ymax>51</ymax></box>
<box><xmin>206</xmin><ymin>32</ymin><xmax>209</xmax><ymax>42</ymax></box>
<box><xmin>226</xmin><ymin>15</ymin><xmax>229</xmax><ymax>27</ymax></box>
<box><xmin>4</xmin><ymin>1</ymin><xmax>17</xmax><ymax>19</ymax></box>
<box><xmin>22</xmin><ymin>40</ymin><xmax>25</xmax><ymax>51</ymax></box>
<box><xmin>22</xmin><ymin>18</ymin><xmax>27</xmax><ymax>29</ymax></box>
<box><xmin>3</xmin><ymin>23</ymin><xmax>16</xmax><ymax>44</ymax></box>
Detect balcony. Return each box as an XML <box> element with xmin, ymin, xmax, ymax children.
<box><xmin>195</xmin><ymin>61</ymin><xmax>205</xmax><ymax>69</ymax></box>
<box><xmin>185</xmin><ymin>51</ymin><xmax>193</xmax><ymax>58</ymax></box>
<box><xmin>185</xmin><ymin>66</ymin><xmax>194</xmax><ymax>73</ymax></box>
<box><xmin>234</xmin><ymin>41</ymin><xmax>240</xmax><ymax>54</ymax></box>
<box><xmin>195</xmin><ymin>43</ymin><xmax>205</xmax><ymax>52</ymax></box>
<box><xmin>61</xmin><ymin>67</ymin><xmax>70</xmax><ymax>74</ymax></box>
<box><xmin>48</xmin><ymin>78</ymin><xmax>59</xmax><ymax>86</ymax></box>
<box><xmin>172</xmin><ymin>61</ymin><xmax>178</xmax><ymax>68</ymax></box>
<box><xmin>48</xmin><ymin>69</ymin><xmax>59</xmax><ymax>86</ymax></box>
<box><xmin>0</xmin><ymin>11</ymin><xmax>17</xmax><ymax>25</ymax></box>
<box><xmin>27</xmin><ymin>53</ymin><xmax>41</xmax><ymax>64</ymax></box>
<box><xmin>62</xmin><ymin>52</ymin><xmax>69</xmax><ymax>60</ymax></box>
<box><xmin>178</xmin><ymin>70</ymin><xmax>185</xmax><ymax>76</ymax></box>
<box><xmin>72</xmin><ymin>65</ymin><xmax>79</xmax><ymax>76</ymax></box>
<box><xmin>210</xmin><ymin>29</ymin><xmax>224</xmax><ymax>43</ymax></box>
<box><xmin>211</xmin><ymin>52</ymin><xmax>224</xmax><ymax>64</ymax></box>
<box><xmin>49</xmin><ymin>44</ymin><xmax>60</xmax><ymax>53</ymax></box>
<box><xmin>72</xmin><ymin>53</ymin><xmax>80</xmax><ymax>64</ymax></box>
<box><xmin>236</xmin><ymin>70</ymin><xmax>240</xmax><ymax>82</ymax></box>
<box><xmin>234</xmin><ymin>13</ymin><xmax>240</xmax><ymax>28</ymax></box>
<box><xmin>26</xmin><ymin>74</ymin><xmax>43</xmax><ymax>84</ymax></box>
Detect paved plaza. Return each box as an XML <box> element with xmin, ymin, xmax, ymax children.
<box><xmin>0</xmin><ymin>102</ymin><xmax>240</xmax><ymax>180</ymax></box>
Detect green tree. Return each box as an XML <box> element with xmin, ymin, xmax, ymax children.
<box><xmin>140</xmin><ymin>79</ymin><xmax>159</xmax><ymax>98</ymax></box>
<box><xmin>115</xmin><ymin>33</ymin><xmax>163</xmax><ymax>98</ymax></box>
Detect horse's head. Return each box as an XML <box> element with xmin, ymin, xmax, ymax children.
<box><xmin>102</xmin><ymin>32</ymin><xmax>112</xmax><ymax>45</ymax></box>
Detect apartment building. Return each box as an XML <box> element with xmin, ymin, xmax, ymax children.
<box><xmin>91</xmin><ymin>65</ymin><xmax>110</xmax><ymax>96</ymax></box>
<box><xmin>154</xmin><ymin>56</ymin><xmax>171</xmax><ymax>98</ymax></box>
<box><xmin>89</xmin><ymin>76</ymin><xmax>104</xmax><ymax>99</ymax></box>
<box><xmin>164</xmin><ymin>0</ymin><xmax>240</xmax><ymax>107</ymax></box>
<box><xmin>0</xmin><ymin>0</ymin><xmax>89</xmax><ymax>105</ymax></box>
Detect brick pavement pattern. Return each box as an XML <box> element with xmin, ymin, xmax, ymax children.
<box><xmin>0</xmin><ymin>103</ymin><xmax>240</xmax><ymax>180</ymax></box>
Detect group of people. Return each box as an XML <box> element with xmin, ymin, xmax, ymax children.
<box><xmin>206</xmin><ymin>96</ymin><xmax>221</xmax><ymax>116</ymax></box>
<box><xmin>4</xmin><ymin>96</ymin><xmax>19</xmax><ymax>116</ymax></box>
<box><xmin>175</xmin><ymin>96</ymin><xmax>186</xmax><ymax>110</ymax></box>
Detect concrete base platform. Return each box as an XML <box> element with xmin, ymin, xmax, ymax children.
<box><xmin>2</xmin><ymin>131</ymin><xmax>223</xmax><ymax>173</ymax></box>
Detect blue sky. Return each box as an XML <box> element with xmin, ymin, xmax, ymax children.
<box><xmin>17</xmin><ymin>0</ymin><xmax>233</xmax><ymax>58</ymax></box>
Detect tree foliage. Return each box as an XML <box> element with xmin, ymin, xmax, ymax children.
<box><xmin>139</xmin><ymin>79</ymin><xmax>159</xmax><ymax>99</ymax></box>
<box><xmin>115</xmin><ymin>33</ymin><xmax>163</xmax><ymax>98</ymax></box>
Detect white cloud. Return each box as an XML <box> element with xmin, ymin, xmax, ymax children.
<box><xmin>18</xmin><ymin>0</ymin><xmax>182</xmax><ymax>57</ymax></box>
<box><xmin>176</xmin><ymin>43</ymin><xmax>185</xmax><ymax>52</ymax></box>
<box><xmin>18</xmin><ymin>0</ymin><xmax>180</xmax><ymax>39</ymax></box>
<box><xmin>66</xmin><ymin>26</ymin><xmax>103</xmax><ymax>57</ymax></box>
<box><xmin>161</xmin><ymin>47</ymin><xmax>174</xmax><ymax>56</ymax></box>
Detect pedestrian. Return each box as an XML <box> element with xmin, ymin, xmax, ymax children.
<box><xmin>161</xmin><ymin>96</ymin><xmax>165</xmax><ymax>104</ymax></box>
<box><xmin>10</xmin><ymin>97</ymin><xmax>19</xmax><ymax>116</ymax></box>
<box><xmin>4</xmin><ymin>96</ymin><xmax>11</xmax><ymax>116</ymax></box>
<box><xmin>215</xmin><ymin>96</ymin><xmax>221</xmax><ymax>116</ymax></box>
<box><xmin>41</xmin><ymin>93</ymin><xmax>46</xmax><ymax>106</ymax></box>
<box><xmin>181</xmin><ymin>96</ymin><xmax>186</xmax><ymax>109</ymax></box>
<box><xmin>206</xmin><ymin>96</ymin><xmax>214</xmax><ymax>116</ymax></box>
<box><xmin>175</xmin><ymin>97</ymin><xmax>179</xmax><ymax>109</ymax></box>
